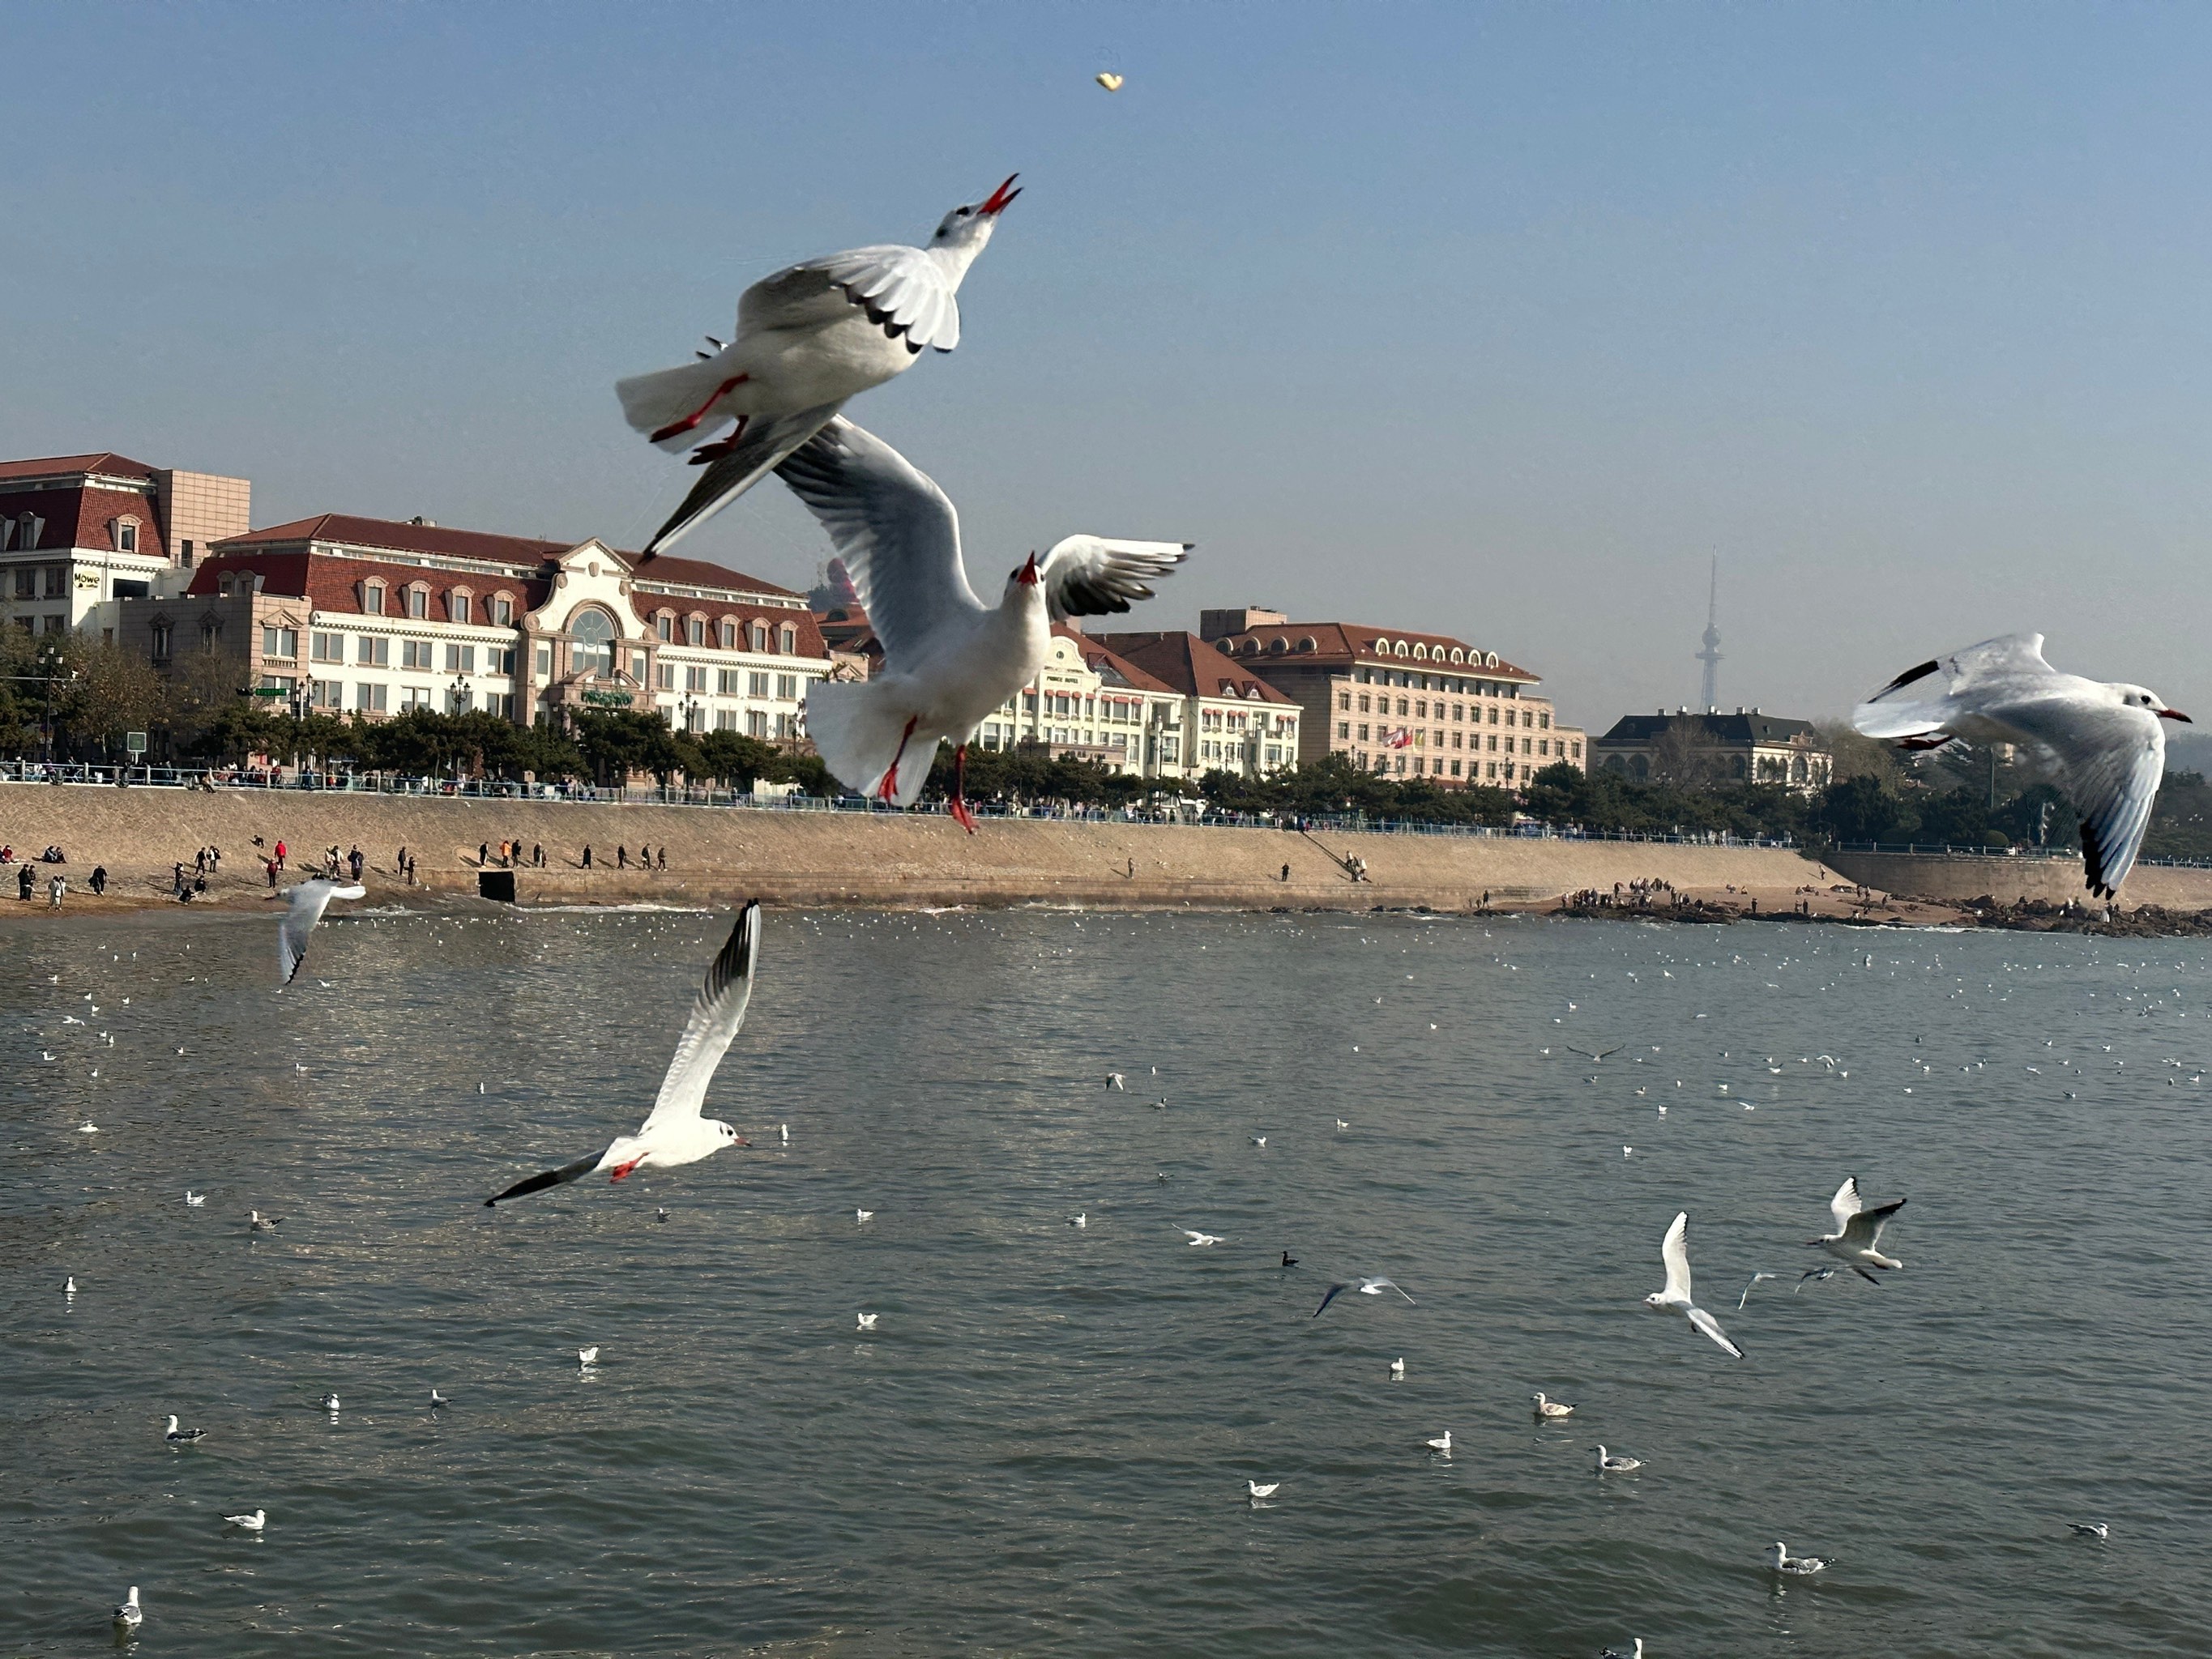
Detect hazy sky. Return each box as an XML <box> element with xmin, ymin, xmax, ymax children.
<box><xmin>9</xmin><ymin>3</ymin><xmax>2212</xmax><ymax>733</ymax></box>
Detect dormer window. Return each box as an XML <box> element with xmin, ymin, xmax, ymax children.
<box><xmin>493</xmin><ymin>595</ymin><xmax>513</xmax><ymax>625</ymax></box>
<box><xmin>750</xmin><ymin>621</ymin><xmax>769</xmax><ymax>652</ymax></box>
<box><xmin>115</xmin><ymin>519</ymin><xmax>139</xmax><ymax>554</ymax></box>
<box><xmin>363</xmin><ymin>580</ymin><xmax>385</xmax><ymax>616</ymax></box>
<box><xmin>687</xmin><ymin>616</ymin><xmax>706</xmax><ymax>646</ymax></box>
<box><xmin>720</xmin><ymin>620</ymin><xmax>737</xmax><ymax>650</ymax></box>
<box><xmin>451</xmin><ymin>591</ymin><xmax>472</xmax><ymax>625</ymax></box>
<box><xmin>655</xmin><ymin>612</ymin><xmax>675</xmax><ymax>642</ymax></box>
<box><xmin>408</xmin><ymin>586</ymin><xmax>429</xmax><ymax>619</ymax></box>
<box><xmin>779</xmin><ymin>624</ymin><xmax>798</xmax><ymax>655</ymax></box>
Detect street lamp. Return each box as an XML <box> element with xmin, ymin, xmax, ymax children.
<box><xmin>448</xmin><ymin>672</ymin><xmax>472</xmax><ymax>715</ymax></box>
<box><xmin>676</xmin><ymin>691</ymin><xmax>701</xmax><ymax>734</ymax></box>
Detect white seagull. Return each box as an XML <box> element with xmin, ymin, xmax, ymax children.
<box><xmin>248</xmin><ymin>1211</ymin><xmax>280</xmax><ymax>1231</ymax></box>
<box><xmin>1769</xmin><ymin>1542</ymin><xmax>1828</xmax><ymax>1574</ymax></box>
<box><xmin>1852</xmin><ymin>633</ymin><xmax>2189</xmax><ymax>897</ymax></box>
<box><xmin>1531</xmin><ymin>1392</ymin><xmax>1575</xmax><ymax>1419</ymax></box>
<box><xmin>1181</xmin><ymin>1229</ymin><xmax>1223</xmax><ymax>1247</ymax></box>
<box><xmin>1810</xmin><ymin>1176</ymin><xmax>1907</xmax><ymax>1283</ymax></box>
<box><xmin>856</xmin><ymin>1312</ymin><xmax>879</xmax><ymax>1332</ymax></box>
<box><xmin>777</xmin><ymin>416</ymin><xmax>1189</xmax><ymax>829</ymax></box>
<box><xmin>578</xmin><ymin>1347</ymin><xmax>599</xmax><ymax>1367</ymax></box>
<box><xmin>1246</xmin><ymin>1480</ymin><xmax>1279</xmax><ymax>1499</ymax></box>
<box><xmin>1068</xmin><ymin>1212</ymin><xmax>1087</xmax><ymax>1228</ymax></box>
<box><xmin>1595</xmin><ymin>1446</ymin><xmax>1642</xmax><ymax>1473</ymax></box>
<box><xmin>856</xmin><ymin>1209</ymin><xmax>874</xmax><ymax>1223</ymax></box>
<box><xmin>113</xmin><ymin>1587</ymin><xmax>143</xmax><ymax>1638</ymax></box>
<box><xmin>1599</xmin><ymin>1643</ymin><xmax>1642</xmax><ymax>1659</ymax></box>
<box><xmin>485</xmin><ymin>905</ymin><xmax>760</xmax><ymax>1204</ymax></box>
<box><xmin>1424</xmin><ymin>1431</ymin><xmax>1452</xmax><ymax>1454</ymax></box>
<box><xmin>619</xmin><ymin>175</ymin><xmax>1023</xmax><ymax>555</ymax></box>
<box><xmin>1643</xmin><ymin>1211</ymin><xmax>1744</xmax><ymax>1358</ymax></box>
<box><xmin>1389</xmin><ymin>1358</ymin><xmax>1406</xmax><ymax>1380</ymax></box>
<box><xmin>430</xmin><ymin>1389</ymin><xmax>449</xmax><ymax>1408</ymax></box>
<box><xmin>2068</xmin><ymin>1521</ymin><xmax>2110</xmax><ymax>1539</ymax></box>
<box><xmin>1738</xmin><ymin>1270</ymin><xmax>1779</xmax><ymax>1309</ymax></box>
<box><xmin>1313</xmin><ymin>1277</ymin><xmax>1416</xmax><ymax>1316</ymax></box>
<box><xmin>164</xmin><ymin>1414</ymin><xmax>207</xmax><ymax>1446</ymax></box>
<box><xmin>185</xmin><ymin>1191</ymin><xmax>206</xmax><ymax>1207</ymax></box>
<box><xmin>278</xmin><ymin>877</ymin><xmax>366</xmax><ymax>985</ymax></box>
<box><xmin>320</xmin><ymin>1392</ymin><xmax>339</xmax><ymax>1412</ymax></box>
<box><xmin>1105</xmin><ymin>1073</ymin><xmax>1126</xmax><ymax>1090</ymax></box>
<box><xmin>224</xmin><ymin>1508</ymin><xmax>267</xmax><ymax>1533</ymax></box>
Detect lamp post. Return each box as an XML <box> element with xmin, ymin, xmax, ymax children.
<box><xmin>447</xmin><ymin>673</ymin><xmax>473</xmax><ymax>786</ymax></box>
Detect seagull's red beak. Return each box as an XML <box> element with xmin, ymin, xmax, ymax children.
<box><xmin>2160</xmin><ymin>707</ymin><xmax>2193</xmax><ymax>722</ymax></box>
<box><xmin>980</xmin><ymin>173</ymin><xmax>1022</xmax><ymax>215</ymax></box>
<box><xmin>1016</xmin><ymin>552</ymin><xmax>1040</xmax><ymax>586</ymax></box>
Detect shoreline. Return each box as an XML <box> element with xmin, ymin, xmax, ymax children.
<box><xmin>6</xmin><ymin>780</ymin><xmax>2211</xmax><ymax>932</ymax></box>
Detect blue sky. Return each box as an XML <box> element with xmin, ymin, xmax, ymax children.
<box><xmin>9</xmin><ymin>2</ymin><xmax>2212</xmax><ymax>731</ymax></box>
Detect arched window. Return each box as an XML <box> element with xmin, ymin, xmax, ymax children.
<box><xmin>720</xmin><ymin>620</ymin><xmax>737</xmax><ymax>650</ymax></box>
<box><xmin>1296</xmin><ymin>636</ymin><xmax>1316</xmax><ymax>652</ymax></box>
<box><xmin>779</xmin><ymin>623</ymin><xmax>798</xmax><ymax>655</ymax></box>
<box><xmin>493</xmin><ymin>594</ymin><xmax>514</xmax><ymax>625</ymax></box>
<box><xmin>687</xmin><ymin>616</ymin><xmax>707</xmax><ymax>646</ymax></box>
<box><xmin>114</xmin><ymin>518</ymin><xmax>139</xmax><ymax>553</ymax></box>
<box><xmin>1412</xmin><ymin>643</ymin><xmax>1428</xmax><ymax>660</ymax></box>
<box><xmin>750</xmin><ymin>621</ymin><xmax>769</xmax><ymax>652</ymax></box>
<box><xmin>451</xmin><ymin>591</ymin><xmax>472</xmax><ymax>625</ymax></box>
<box><xmin>570</xmin><ymin>608</ymin><xmax>617</xmax><ymax>678</ymax></box>
<box><xmin>655</xmin><ymin>612</ymin><xmax>674</xmax><ymax>642</ymax></box>
<box><xmin>1394</xmin><ymin>641</ymin><xmax>1409</xmax><ymax>658</ymax></box>
<box><xmin>361</xmin><ymin>581</ymin><xmax>385</xmax><ymax>616</ymax></box>
<box><xmin>1267</xmin><ymin>638</ymin><xmax>1287</xmax><ymax>653</ymax></box>
<box><xmin>407</xmin><ymin>585</ymin><xmax>429</xmax><ymax>619</ymax></box>
<box><xmin>1450</xmin><ymin>648</ymin><xmax>1464</xmax><ymax>663</ymax></box>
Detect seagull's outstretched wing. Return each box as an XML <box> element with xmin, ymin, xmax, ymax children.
<box><xmin>1685</xmin><ymin>1303</ymin><xmax>1744</xmax><ymax>1358</ymax></box>
<box><xmin>1829</xmin><ymin>1176</ymin><xmax>1864</xmax><ymax>1233</ymax></box>
<box><xmin>1370</xmin><ymin>1276</ymin><xmax>1416</xmax><ymax>1303</ymax></box>
<box><xmin>1036</xmin><ymin>535</ymin><xmax>1191</xmax><ymax>622</ymax></box>
<box><xmin>776</xmin><ymin>418</ymin><xmax>984</xmax><ymax>667</ymax></box>
<box><xmin>2010</xmin><ymin>699</ymin><xmax>2168</xmax><ymax>898</ymax></box>
<box><xmin>1852</xmin><ymin>633</ymin><xmax>2055</xmax><ymax>740</ymax></box>
<box><xmin>1838</xmin><ymin>1196</ymin><xmax>1906</xmax><ymax>1250</ymax></box>
<box><xmin>1312</xmin><ymin>1283</ymin><xmax>1349</xmax><ymax>1317</ymax></box>
<box><xmin>279</xmin><ymin>881</ymin><xmax>364</xmax><ymax>985</ymax></box>
<box><xmin>1659</xmin><ymin>1210</ymin><xmax>1693</xmax><ymax>1303</ymax></box>
<box><xmin>804</xmin><ymin>245</ymin><xmax>963</xmax><ymax>352</ymax></box>
<box><xmin>484</xmin><ymin>1150</ymin><xmax>604</xmax><ymax>1207</ymax></box>
<box><xmin>638</xmin><ymin>903</ymin><xmax>762</xmax><ymax>1133</ymax></box>
<box><xmin>1567</xmin><ymin>1043</ymin><xmax>1624</xmax><ymax>1061</ymax></box>
<box><xmin>643</xmin><ymin>403</ymin><xmax>844</xmax><ymax>557</ymax></box>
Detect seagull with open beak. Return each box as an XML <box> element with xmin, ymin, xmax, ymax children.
<box><xmin>619</xmin><ymin>175</ymin><xmax>1023</xmax><ymax>556</ymax></box>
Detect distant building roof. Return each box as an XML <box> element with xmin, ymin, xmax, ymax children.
<box><xmin>0</xmin><ymin>452</ymin><xmax>158</xmax><ymax>484</ymax></box>
<box><xmin>1061</xmin><ymin>627</ymin><xmax>1179</xmax><ymax>696</ymax></box>
<box><xmin>1088</xmin><ymin>631</ymin><xmax>1299</xmax><ymax>705</ymax></box>
<box><xmin>1204</xmin><ymin>620</ymin><xmax>1538</xmax><ymax>682</ymax></box>
<box><xmin>1595</xmin><ymin>710</ymin><xmax>1824</xmax><ymax>746</ymax></box>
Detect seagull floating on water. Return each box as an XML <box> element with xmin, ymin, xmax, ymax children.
<box><xmin>618</xmin><ymin>174</ymin><xmax>1023</xmax><ymax>554</ymax></box>
<box><xmin>2069</xmin><ymin>1520</ymin><xmax>2110</xmax><ymax>1539</ymax></box>
<box><xmin>578</xmin><ymin>1347</ymin><xmax>599</xmax><ymax>1367</ymax></box>
<box><xmin>1599</xmin><ymin>1642</ymin><xmax>1642</xmax><ymax>1659</ymax></box>
<box><xmin>1810</xmin><ymin>1176</ymin><xmax>1906</xmax><ymax>1283</ymax></box>
<box><xmin>1531</xmin><ymin>1392</ymin><xmax>1575</xmax><ymax>1419</ymax></box>
<box><xmin>249</xmin><ymin>1211</ymin><xmax>280</xmax><ymax>1231</ymax></box>
<box><xmin>224</xmin><ymin>1508</ymin><xmax>267</xmax><ymax>1533</ymax></box>
<box><xmin>1595</xmin><ymin>1445</ymin><xmax>1642</xmax><ymax>1473</ymax></box>
<box><xmin>856</xmin><ymin>1312</ymin><xmax>879</xmax><ymax>1332</ymax></box>
<box><xmin>1068</xmin><ymin>1213</ymin><xmax>1087</xmax><ymax>1228</ymax></box>
<box><xmin>1313</xmin><ymin>1277</ymin><xmax>1415</xmax><ymax>1317</ymax></box>
<box><xmin>1389</xmin><ymin>1358</ymin><xmax>1406</xmax><ymax>1380</ymax></box>
<box><xmin>164</xmin><ymin>1414</ymin><xmax>206</xmax><ymax>1445</ymax></box>
<box><xmin>429</xmin><ymin>1389</ymin><xmax>448</xmax><ymax>1408</ymax></box>
<box><xmin>1246</xmin><ymin>1479</ymin><xmax>1279</xmax><ymax>1499</ymax></box>
<box><xmin>185</xmin><ymin>1191</ymin><xmax>205</xmax><ymax>1207</ymax></box>
<box><xmin>1769</xmin><ymin>1542</ymin><xmax>1828</xmax><ymax>1574</ymax></box>
<box><xmin>776</xmin><ymin>417</ymin><xmax>1189</xmax><ymax>830</ymax></box>
<box><xmin>320</xmin><ymin>1393</ymin><xmax>339</xmax><ymax>1412</ymax></box>
<box><xmin>278</xmin><ymin>877</ymin><xmax>366</xmax><ymax>984</ymax></box>
<box><xmin>1852</xmin><ymin>632</ymin><xmax>2188</xmax><ymax>897</ymax></box>
<box><xmin>485</xmin><ymin>905</ymin><xmax>760</xmax><ymax>1204</ymax></box>
<box><xmin>113</xmin><ymin>1587</ymin><xmax>143</xmax><ymax>1636</ymax></box>
<box><xmin>856</xmin><ymin>1209</ymin><xmax>875</xmax><ymax>1222</ymax></box>
<box><xmin>1424</xmin><ymin>1431</ymin><xmax>1452</xmax><ymax>1454</ymax></box>
<box><xmin>1644</xmin><ymin>1211</ymin><xmax>1744</xmax><ymax>1358</ymax></box>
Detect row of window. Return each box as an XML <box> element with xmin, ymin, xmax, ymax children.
<box><xmin>1356</xmin><ymin>667</ymin><xmax>1518</xmax><ymax>697</ymax></box>
<box><xmin>1336</xmin><ymin>723</ymin><xmax>1566</xmax><ymax>758</ymax></box>
<box><xmin>1353</xmin><ymin>752</ymin><xmax>1526</xmax><ymax>781</ymax></box>
<box><xmin>1341</xmin><ymin>689</ymin><xmax>1548</xmax><ymax>728</ymax></box>
<box><xmin>11</xmin><ymin>566</ymin><xmax>70</xmax><ymax>599</ymax></box>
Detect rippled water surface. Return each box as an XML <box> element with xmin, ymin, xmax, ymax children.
<box><xmin>6</xmin><ymin>902</ymin><xmax>2210</xmax><ymax>1657</ymax></box>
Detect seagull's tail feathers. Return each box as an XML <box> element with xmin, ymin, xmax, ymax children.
<box><xmin>805</xmin><ymin>680</ymin><xmax>936</xmax><ymax>807</ymax></box>
<box><xmin>642</xmin><ymin>403</ymin><xmax>843</xmax><ymax>557</ymax></box>
<box><xmin>485</xmin><ymin>1150</ymin><xmax>604</xmax><ymax>1206</ymax></box>
<box><xmin>617</xmin><ymin>357</ymin><xmax>745</xmax><ymax>449</ymax></box>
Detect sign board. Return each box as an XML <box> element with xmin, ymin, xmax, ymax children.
<box><xmin>126</xmin><ymin>731</ymin><xmax>147</xmax><ymax>757</ymax></box>
<box><xmin>250</xmin><ymin>686</ymin><xmax>286</xmax><ymax>698</ymax></box>
<box><xmin>581</xmin><ymin>689</ymin><xmax>634</xmax><ymax>708</ymax></box>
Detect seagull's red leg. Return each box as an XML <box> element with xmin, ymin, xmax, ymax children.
<box><xmin>648</xmin><ymin>374</ymin><xmax>749</xmax><ymax>445</ymax></box>
<box><xmin>609</xmin><ymin>1158</ymin><xmax>643</xmax><ymax>1182</ymax></box>
<box><xmin>948</xmin><ymin>744</ymin><xmax>976</xmax><ymax>834</ymax></box>
<box><xmin>686</xmin><ymin>416</ymin><xmax>752</xmax><ymax>465</ymax></box>
<box><xmin>876</xmin><ymin>717</ymin><xmax>921</xmax><ymax>804</ymax></box>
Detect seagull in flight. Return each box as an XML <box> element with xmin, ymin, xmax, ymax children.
<box><xmin>1312</xmin><ymin>1276</ymin><xmax>1416</xmax><ymax>1316</ymax></box>
<box><xmin>1811</xmin><ymin>1176</ymin><xmax>1907</xmax><ymax>1283</ymax></box>
<box><xmin>485</xmin><ymin>906</ymin><xmax>760</xmax><ymax>1205</ymax></box>
<box><xmin>1566</xmin><ymin>1043</ymin><xmax>1624</xmax><ymax>1062</ymax></box>
<box><xmin>277</xmin><ymin>876</ymin><xmax>366</xmax><ymax>985</ymax></box>
<box><xmin>776</xmin><ymin>416</ymin><xmax>1189</xmax><ymax>830</ymax></box>
<box><xmin>1105</xmin><ymin>1073</ymin><xmax>1125</xmax><ymax>1090</ymax></box>
<box><xmin>1852</xmin><ymin>632</ymin><xmax>2189</xmax><ymax>897</ymax></box>
<box><xmin>618</xmin><ymin>174</ymin><xmax>1023</xmax><ymax>554</ymax></box>
<box><xmin>1738</xmin><ymin>1270</ymin><xmax>1779</xmax><ymax>1309</ymax></box>
<box><xmin>1643</xmin><ymin>1211</ymin><xmax>1744</xmax><ymax>1358</ymax></box>
<box><xmin>1181</xmin><ymin>1229</ymin><xmax>1223</xmax><ymax>1247</ymax></box>
<box><xmin>164</xmin><ymin>1414</ymin><xmax>206</xmax><ymax>1446</ymax></box>
<box><xmin>1769</xmin><ymin>1542</ymin><xmax>1828</xmax><ymax>1575</ymax></box>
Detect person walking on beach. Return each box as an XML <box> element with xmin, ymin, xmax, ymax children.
<box><xmin>48</xmin><ymin>873</ymin><xmax>66</xmax><ymax>910</ymax></box>
<box><xmin>89</xmin><ymin>865</ymin><xmax>105</xmax><ymax>896</ymax></box>
<box><xmin>656</xmin><ymin>846</ymin><xmax>667</xmax><ymax>872</ymax></box>
<box><xmin>266</xmin><ymin>859</ymin><xmax>280</xmax><ymax>890</ymax></box>
<box><xmin>195</xmin><ymin>847</ymin><xmax>207</xmax><ymax>876</ymax></box>
<box><xmin>348</xmin><ymin>846</ymin><xmax>364</xmax><ymax>881</ymax></box>
<box><xmin>617</xmin><ymin>845</ymin><xmax>629</xmax><ymax>870</ymax></box>
<box><xmin>532</xmin><ymin>842</ymin><xmax>544</xmax><ymax>868</ymax></box>
<box><xmin>173</xmin><ymin>862</ymin><xmax>187</xmax><ymax>898</ymax></box>
<box><xmin>274</xmin><ymin>840</ymin><xmax>286</xmax><ymax>872</ymax></box>
<box><xmin>1280</xmin><ymin>863</ymin><xmax>1290</xmax><ymax>882</ymax></box>
<box><xmin>582</xmin><ymin>844</ymin><xmax>593</xmax><ymax>869</ymax></box>
<box><xmin>16</xmin><ymin>864</ymin><xmax>31</xmax><ymax>902</ymax></box>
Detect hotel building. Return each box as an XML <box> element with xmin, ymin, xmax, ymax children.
<box><xmin>113</xmin><ymin>513</ymin><xmax>837</xmax><ymax>735</ymax></box>
<box><xmin>0</xmin><ymin>452</ymin><xmax>250</xmax><ymax>637</ymax></box>
<box><xmin>1192</xmin><ymin>608</ymin><xmax>1586</xmax><ymax>788</ymax></box>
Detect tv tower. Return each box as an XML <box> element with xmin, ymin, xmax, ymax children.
<box><xmin>1696</xmin><ymin>557</ymin><xmax>1722</xmax><ymax>711</ymax></box>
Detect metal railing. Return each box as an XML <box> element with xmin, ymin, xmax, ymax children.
<box><xmin>1828</xmin><ymin>839</ymin><xmax>2212</xmax><ymax>872</ymax></box>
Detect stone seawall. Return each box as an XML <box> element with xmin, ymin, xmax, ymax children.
<box><xmin>0</xmin><ymin>781</ymin><xmax>1848</xmax><ymax>915</ymax></box>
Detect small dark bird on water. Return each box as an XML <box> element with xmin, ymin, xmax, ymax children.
<box><xmin>1280</xmin><ymin>1252</ymin><xmax>1298</xmax><ymax>1268</ymax></box>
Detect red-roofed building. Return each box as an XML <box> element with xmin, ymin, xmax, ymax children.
<box><xmin>0</xmin><ymin>452</ymin><xmax>250</xmax><ymax>638</ymax></box>
<box><xmin>1084</xmin><ymin>630</ymin><xmax>1303</xmax><ymax>780</ymax></box>
<box><xmin>1182</xmin><ymin>607</ymin><xmax>1586</xmax><ymax>788</ymax></box>
<box><xmin>114</xmin><ymin>510</ymin><xmax>839</xmax><ymax>736</ymax></box>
